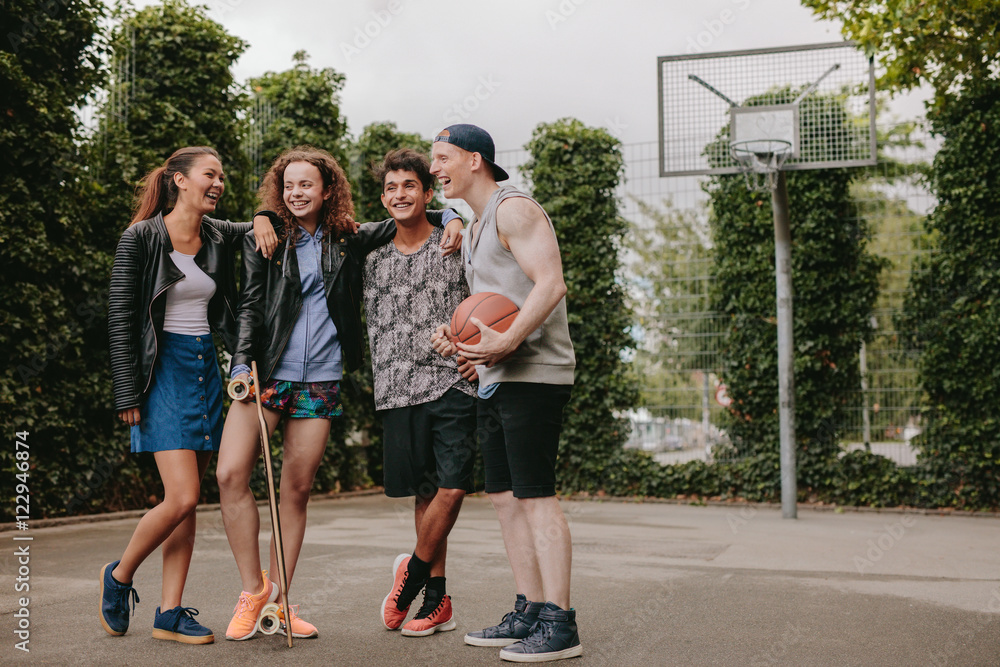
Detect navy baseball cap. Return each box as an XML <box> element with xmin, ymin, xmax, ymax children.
<box><xmin>434</xmin><ymin>124</ymin><xmax>509</xmax><ymax>182</ymax></box>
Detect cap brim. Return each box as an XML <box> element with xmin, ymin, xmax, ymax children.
<box><xmin>488</xmin><ymin>161</ymin><xmax>509</xmax><ymax>182</ymax></box>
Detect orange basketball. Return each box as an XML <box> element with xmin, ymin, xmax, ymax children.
<box><xmin>450</xmin><ymin>292</ymin><xmax>519</xmax><ymax>345</ymax></box>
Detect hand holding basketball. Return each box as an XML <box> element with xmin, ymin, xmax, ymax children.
<box><xmin>449</xmin><ymin>292</ymin><xmax>521</xmax><ymax>368</ymax></box>
<box><xmin>449</xmin><ymin>292</ymin><xmax>519</xmax><ymax>346</ymax></box>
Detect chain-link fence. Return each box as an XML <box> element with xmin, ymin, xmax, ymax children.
<box><xmin>492</xmin><ymin>123</ymin><xmax>932</xmax><ymax>469</ymax></box>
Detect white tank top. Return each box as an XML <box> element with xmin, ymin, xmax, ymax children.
<box><xmin>163</xmin><ymin>251</ymin><xmax>215</xmax><ymax>336</ymax></box>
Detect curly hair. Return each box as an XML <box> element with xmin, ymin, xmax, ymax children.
<box><xmin>258</xmin><ymin>146</ymin><xmax>354</xmax><ymax>242</ymax></box>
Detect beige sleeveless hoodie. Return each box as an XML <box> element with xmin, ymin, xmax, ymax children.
<box><xmin>462</xmin><ymin>186</ymin><xmax>576</xmax><ymax>386</ymax></box>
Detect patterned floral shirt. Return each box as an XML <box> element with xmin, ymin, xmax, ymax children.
<box><xmin>363</xmin><ymin>226</ymin><xmax>475</xmax><ymax>410</ymax></box>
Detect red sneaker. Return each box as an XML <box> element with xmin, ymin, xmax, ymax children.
<box><xmin>380</xmin><ymin>554</ymin><xmax>411</xmax><ymax>630</ymax></box>
<box><xmin>402</xmin><ymin>594</ymin><xmax>456</xmax><ymax>637</ymax></box>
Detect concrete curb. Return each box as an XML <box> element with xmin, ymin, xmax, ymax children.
<box><xmin>0</xmin><ymin>488</ymin><xmax>384</xmax><ymax>533</ymax></box>
<box><xmin>3</xmin><ymin>487</ymin><xmax>997</xmax><ymax>534</ymax></box>
<box><xmin>561</xmin><ymin>493</ymin><xmax>1000</xmax><ymax>518</ymax></box>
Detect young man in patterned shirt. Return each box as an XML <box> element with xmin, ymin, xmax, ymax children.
<box><xmin>364</xmin><ymin>148</ymin><xmax>478</xmax><ymax>638</ymax></box>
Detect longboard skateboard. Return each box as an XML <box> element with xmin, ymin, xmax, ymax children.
<box><xmin>227</xmin><ymin>362</ymin><xmax>293</xmax><ymax>647</ymax></box>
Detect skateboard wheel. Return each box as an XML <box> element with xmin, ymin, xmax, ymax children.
<box><xmin>228</xmin><ymin>376</ymin><xmax>255</xmax><ymax>401</ymax></box>
<box><xmin>258</xmin><ymin>602</ymin><xmax>281</xmax><ymax>635</ymax></box>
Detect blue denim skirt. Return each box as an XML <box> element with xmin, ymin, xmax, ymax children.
<box><xmin>130</xmin><ymin>332</ymin><xmax>224</xmax><ymax>453</ymax></box>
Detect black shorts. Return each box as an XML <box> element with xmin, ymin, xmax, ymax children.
<box><xmin>380</xmin><ymin>388</ymin><xmax>477</xmax><ymax>498</ymax></box>
<box><xmin>478</xmin><ymin>382</ymin><xmax>572</xmax><ymax>498</ymax></box>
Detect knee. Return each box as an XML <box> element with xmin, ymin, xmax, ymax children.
<box><xmin>281</xmin><ymin>478</ymin><xmax>313</xmax><ymax>507</ymax></box>
<box><xmin>216</xmin><ymin>463</ymin><xmax>247</xmax><ymax>494</ymax></box>
<box><xmin>488</xmin><ymin>490</ymin><xmax>516</xmax><ymax>514</ymax></box>
<box><xmin>164</xmin><ymin>488</ymin><xmax>200</xmax><ymax>519</ymax></box>
<box><xmin>438</xmin><ymin>488</ymin><xmax>466</xmax><ymax>507</ymax></box>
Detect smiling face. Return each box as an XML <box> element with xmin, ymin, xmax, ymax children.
<box><xmin>381</xmin><ymin>169</ymin><xmax>433</xmax><ymax>225</ymax></box>
<box><xmin>282</xmin><ymin>161</ymin><xmax>331</xmax><ymax>225</ymax></box>
<box><xmin>430</xmin><ymin>141</ymin><xmax>475</xmax><ymax>200</ymax></box>
<box><xmin>174</xmin><ymin>154</ymin><xmax>225</xmax><ymax>214</ymax></box>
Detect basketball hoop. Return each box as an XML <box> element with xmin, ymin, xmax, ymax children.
<box><xmin>730</xmin><ymin>139</ymin><xmax>792</xmax><ymax>191</ymax></box>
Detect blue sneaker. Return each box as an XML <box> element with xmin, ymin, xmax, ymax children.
<box><xmin>152</xmin><ymin>606</ymin><xmax>215</xmax><ymax>644</ymax></box>
<box><xmin>99</xmin><ymin>561</ymin><xmax>139</xmax><ymax>636</ymax></box>
<box><xmin>499</xmin><ymin>602</ymin><xmax>583</xmax><ymax>662</ymax></box>
<box><xmin>465</xmin><ymin>594</ymin><xmax>544</xmax><ymax>647</ymax></box>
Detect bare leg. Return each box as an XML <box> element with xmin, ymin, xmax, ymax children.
<box><xmin>267</xmin><ymin>416</ymin><xmax>331</xmax><ymax>592</ymax></box>
<box><xmin>217</xmin><ymin>399</ymin><xmax>281</xmax><ymax>593</ymax></box>
<box><xmin>112</xmin><ymin>450</ymin><xmax>204</xmax><ymax>586</ymax></box>
<box><xmin>414</xmin><ymin>488</ymin><xmax>466</xmax><ymax>577</ymax></box>
<box><xmin>487</xmin><ymin>490</ymin><xmax>544</xmax><ymax>603</ymax></box>
<box><xmin>521</xmin><ymin>496</ymin><xmax>572</xmax><ymax>609</ymax></box>
<box><xmin>159</xmin><ymin>451</ymin><xmax>214</xmax><ymax>609</ymax></box>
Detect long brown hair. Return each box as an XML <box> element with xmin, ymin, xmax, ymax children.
<box><xmin>258</xmin><ymin>146</ymin><xmax>354</xmax><ymax>242</ymax></box>
<box><xmin>131</xmin><ymin>146</ymin><xmax>222</xmax><ymax>225</ymax></box>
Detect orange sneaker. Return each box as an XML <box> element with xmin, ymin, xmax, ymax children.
<box><xmin>225</xmin><ymin>571</ymin><xmax>278</xmax><ymax>641</ymax></box>
<box><xmin>278</xmin><ymin>605</ymin><xmax>318</xmax><ymax>638</ymax></box>
<box><xmin>381</xmin><ymin>553</ymin><xmax>411</xmax><ymax>630</ymax></box>
<box><xmin>401</xmin><ymin>594</ymin><xmax>456</xmax><ymax>637</ymax></box>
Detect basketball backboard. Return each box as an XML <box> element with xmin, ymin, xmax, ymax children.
<box><xmin>658</xmin><ymin>42</ymin><xmax>875</xmax><ymax>177</ymax></box>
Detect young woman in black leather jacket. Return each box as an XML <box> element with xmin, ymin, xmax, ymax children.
<box><xmin>101</xmin><ymin>146</ymin><xmax>277</xmax><ymax>644</ymax></box>
<box><xmin>215</xmin><ymin>146</ymin><xmax>462</xmax><ymax>640</ymax></box>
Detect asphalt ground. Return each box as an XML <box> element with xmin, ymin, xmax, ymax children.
<box><xmin>1</xmin><ymin>494</ymin><xmax>998</xmax><ymax>666</ymax></box>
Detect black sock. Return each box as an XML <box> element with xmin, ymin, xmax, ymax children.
<box><xmin>407</xmin><ymin>553</ymin><xmax>431</xmax><ymax>582</ymax></box>
<box><xmin>396</xmin><ymin>554</ymin><xmax>431</xmax><ymax>610</ymax></box>
<box><xmin>424</xmin><ymin>576</ymin><xmax>446</xmax><ymax>598</ymax></box>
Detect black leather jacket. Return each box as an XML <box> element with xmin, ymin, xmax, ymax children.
<box><xmin>108</xmin><ymin>213</ymin><xmax>272</xmax><ymax>411</ymax></box>
<box><xmin>231</xmin><ymin>211</ymin><xmax>451</xmax><ymax>383</ymax></box>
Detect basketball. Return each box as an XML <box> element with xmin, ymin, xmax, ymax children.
<box><xmin>450</xmin><ymin>292</ymin><xmax>519</xmax><ymax>345</ymax></box>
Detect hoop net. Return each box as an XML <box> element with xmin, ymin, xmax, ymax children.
<box><xmin>730</xmin><ymin>139</ymin><xmax>792</xmax><ymax>191</ymax></box>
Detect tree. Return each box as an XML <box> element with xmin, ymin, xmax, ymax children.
<box><xmin>896</xmin><ymin>77</ymin><xmax>1000</xmax><ymax>509</ymax></box>
<box><xmin>1</xmin><ymin>0</ymin><xmax>115</xmax><ymax>518</ymax></box>
<box><xmin>626</xmin><ymin>198</ymin><xmax>717</xmax><ymax>415</ymax></box>
<box><xmin>800</xmin><ymin>0</ymin><xmax>1000</xmax><ymax>102</ymax></box>
<box><xmin>803</xmin><ymin>0</ymin><xmax>1000</xmax><ymax>509</ymax></box>
<box><xmin>523</xmin><ymin>118</ymin><xmax>637</xmax><ymax>492</ymax></box>
<box><xmin>246</xmin><ymin>50</ymin><xmax>348</xmax><ymax>182</ymax></box>
<box><xmin>66</xmin><ymin>0</ymin><xmax>255</xmax><ymax>514</ymax></box>
<box><xmin>90</xmin><ymin>0</ymin><xmax>252</xmax><ymax>229</ymax></box>
<box><xmin>707</xmin><ymin>93</ymin><xmax>886</xmax><ymax>501</ymax></box>
<box><xmin>350</xmin><ymin>121</ymin><xmax>438</xmax><ymax>223</ymax></box>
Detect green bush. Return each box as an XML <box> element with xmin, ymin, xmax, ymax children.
<box><xmin>0</xmin><ymin>0</ymin><xmax>125</xmax><ymax>520</ymax></box>
<box><xmin>706</xmin><ymin>94</ymin><xmax>886</xmax><ymax>502</ymax></box>
<box><xmin>522</xmin><ymin>118</ymin><xmax>638</xmax><ymax>492</ymax></box>
<box><xmin>833</xmin><ymin>450</ymin><xmax>918</xmax><ymax>507</ymax></box>
<box><xmin>898</xmin><ymin>77</ymin><xmax>1000</xmax><ymax>510</ymax></box>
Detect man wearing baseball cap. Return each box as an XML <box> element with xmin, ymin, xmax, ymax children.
<box><xmin>430</xmin><ymin>124</ymin><xmax>580</xmax><ymax>663</ymax></box>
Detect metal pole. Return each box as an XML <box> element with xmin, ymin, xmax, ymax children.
<box><xmin>702</xmin><ymin>372</ymin><xmax>710</xmax><ymax>450</ymax></box>
<box><xmin>860</xmin><ymin>339</ymin><xmax>871</xmax><ymax>450</ymax></box>
<box><xmin>772</xmin><ymin>172</ymin><xmax>797</xmax><ymax>519</ymax></box>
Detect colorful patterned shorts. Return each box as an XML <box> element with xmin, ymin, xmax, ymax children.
<box><xmin>259</xmin><ymin>379</ymin><xmax>343</xmax><ymax>419</ymax></box>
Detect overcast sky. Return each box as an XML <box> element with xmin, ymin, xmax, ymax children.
<box><xmin>130</xmin><ymin>0</ymin><xmax>929</xmax><ymax>152</ymax></box>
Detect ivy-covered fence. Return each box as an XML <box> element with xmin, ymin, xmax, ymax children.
<box><xmin>897</xmin><ymin>78</ymin><xmax>1000</xmax><ymax>510</ymax></box>
<box><xmin>495</xmin><ymin>117</ymin><xmax>998</xmax><ymax>510</ymax></box>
